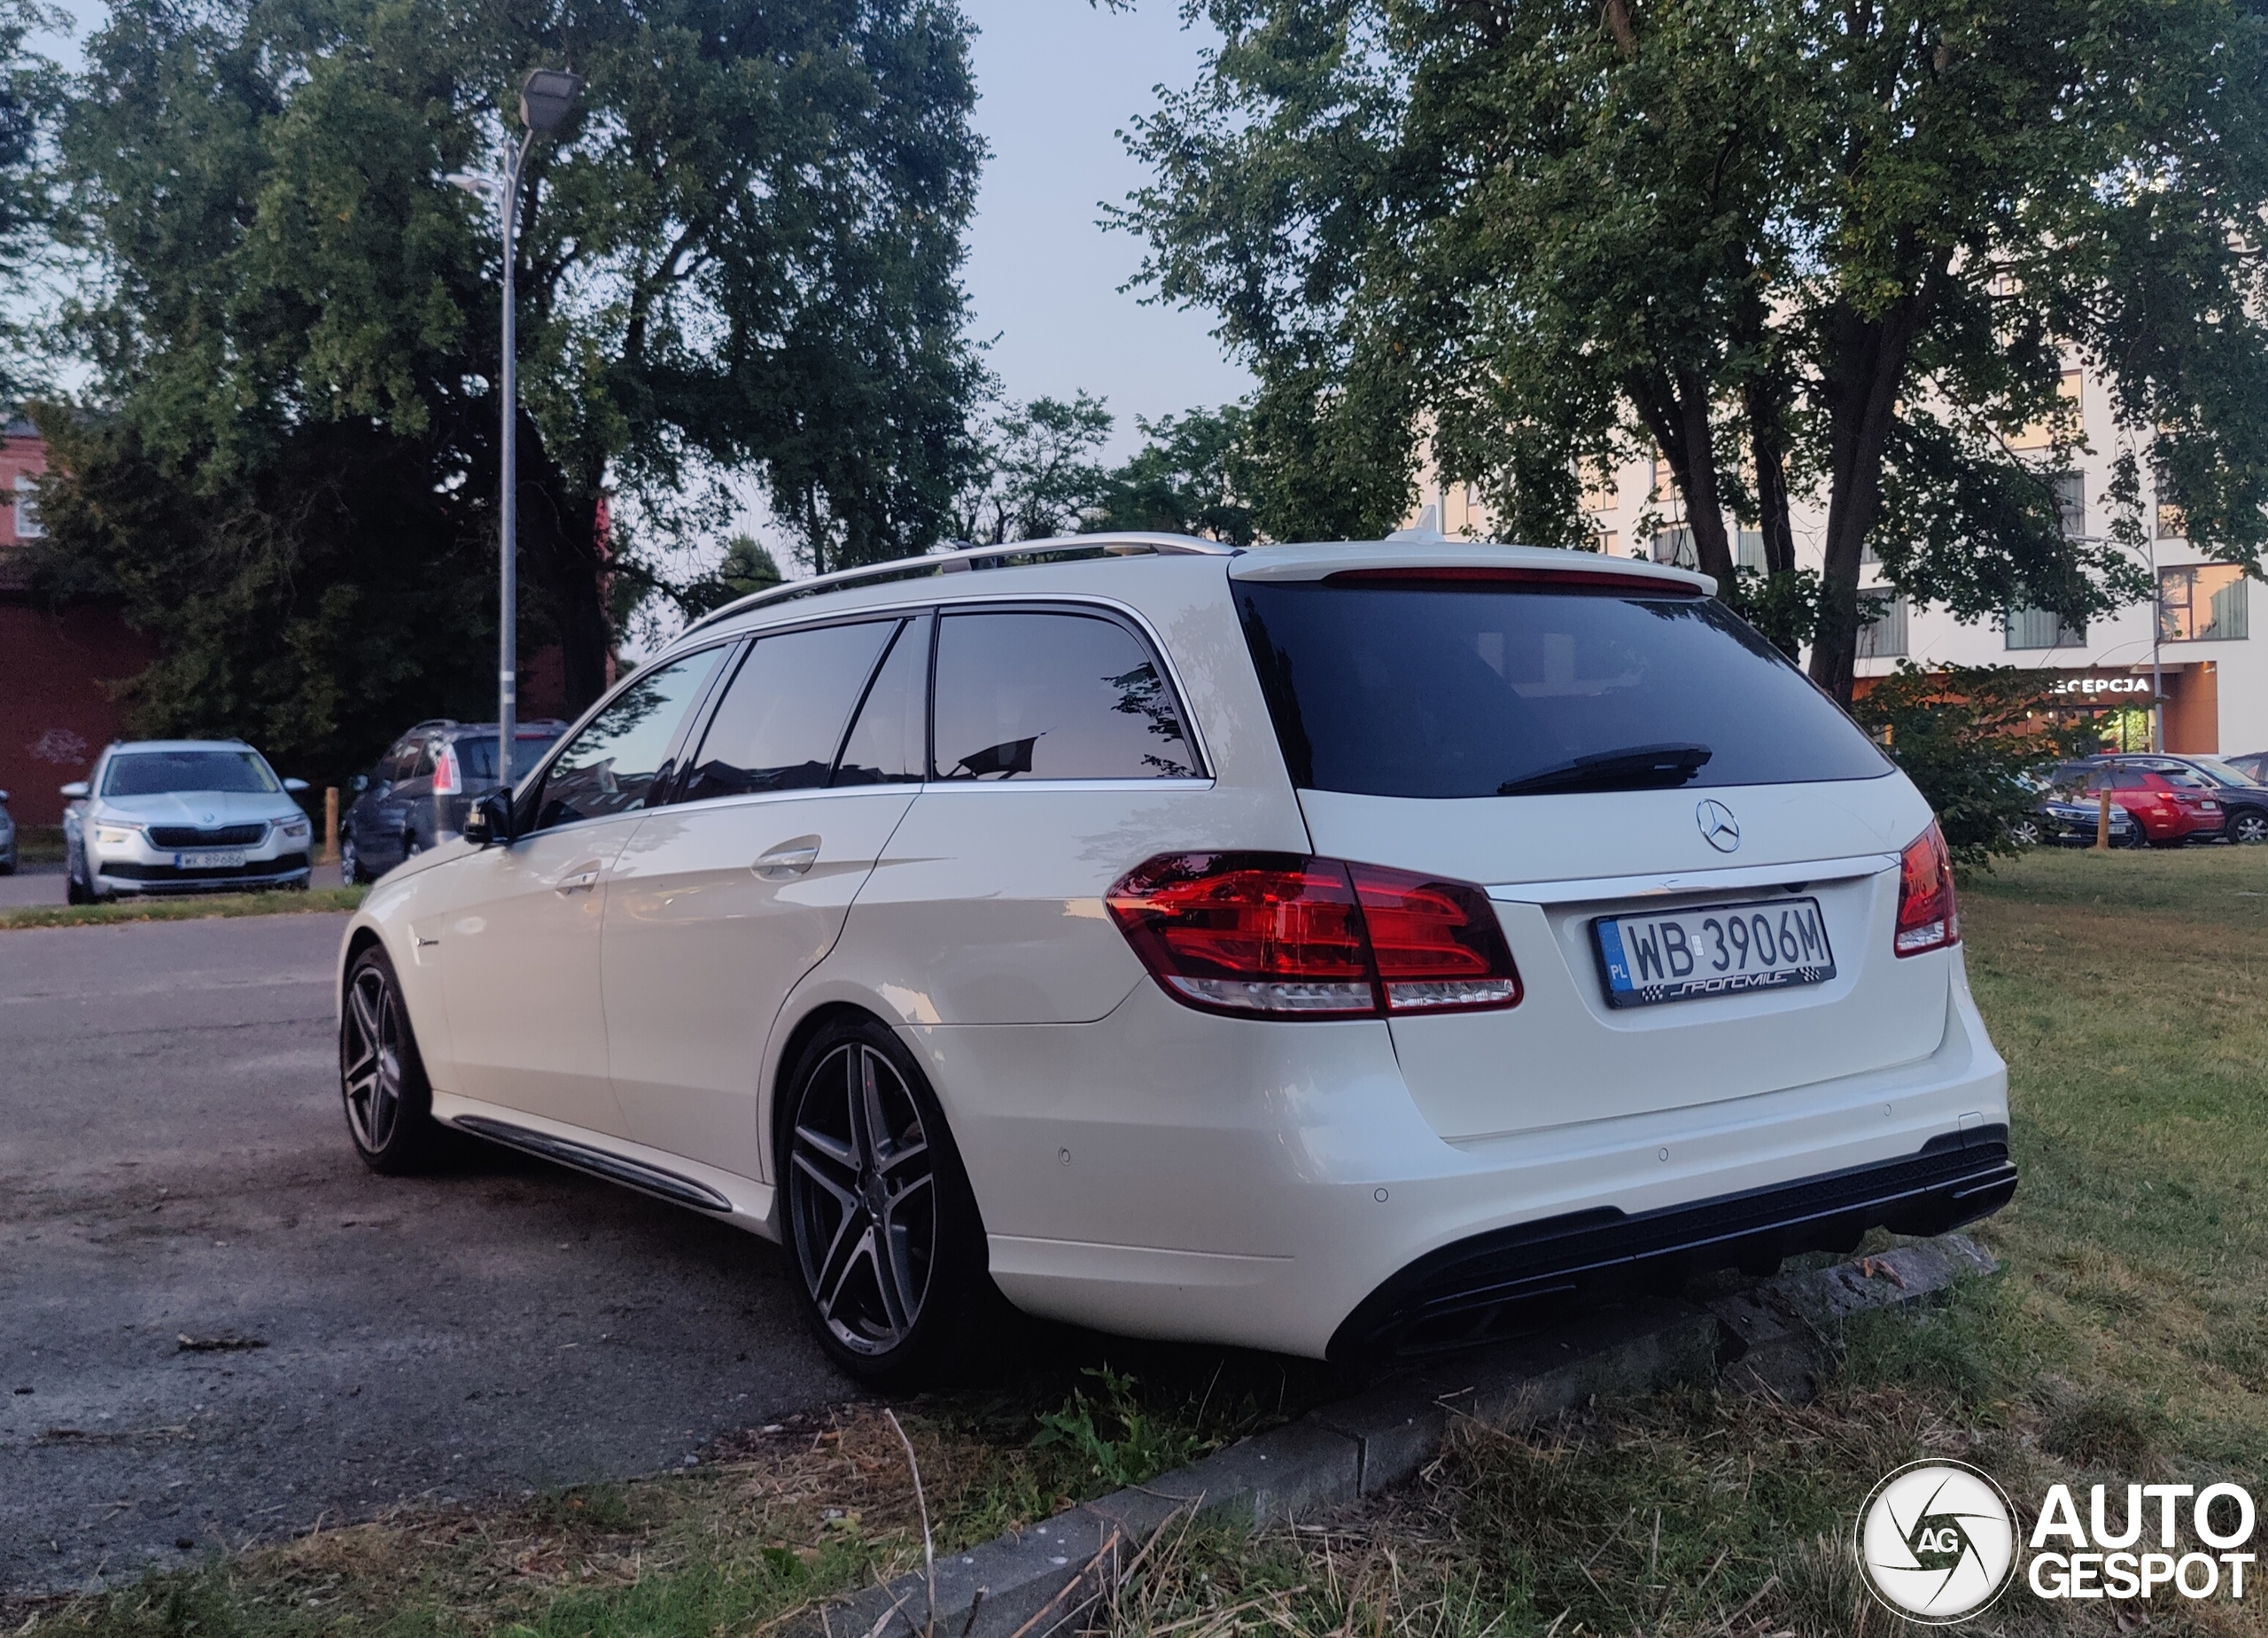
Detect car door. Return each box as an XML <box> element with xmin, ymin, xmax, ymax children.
<box><xmin>602</xmin><ymin>615</ymin><xmax>924</xmax><ymax>1176</ymax></box>
<box><xmin>424</xmin><ymin>648</ymin><xmax>731</xmax><ymax>1136</ymax></box>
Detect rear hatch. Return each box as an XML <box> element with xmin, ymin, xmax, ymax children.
<box><xmin>1231</xmin><ymin>547</ymin><xmax>1946</xmax><ymax>1143</ymax></box>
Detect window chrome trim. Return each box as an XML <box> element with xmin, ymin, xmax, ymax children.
<box><xmin>1488</xmin><ymin>852</ymin><xmax>1899</xmax><ymax>906</ymax></box>
<box><xmin>912</xmin><ymin>777</ymin><xmax>1218</xmax><ymax>794</ymax></box>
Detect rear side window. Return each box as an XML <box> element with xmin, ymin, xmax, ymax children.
<box><xmin>834</xmin><ymin>616</ymin><xmax>930</xmax><ymax>788</ymax></box>
<box><xmin>530</xmin><ymin>648</ymin><xmax>727</xmax><ymax>830</ymax></box>
<box><xmin>679</xmin><ymin>620</ymin><xmax>897</xmax><ymax>803</ymax></box>
<box><xmin>933</xmin><ymin>609</ymin><xmax>1197</xmax><ymax>780</ymax></box>
<box><xmin>1236</xmin><ymin>581</ymin><xmax>1889</xmax><ymax>798</ymax></box>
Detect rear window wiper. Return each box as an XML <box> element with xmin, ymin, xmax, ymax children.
<box><xmin>1497</xmin><ymin>742</ymin><xmax>1713</xmax><ymax>796</ymax></box>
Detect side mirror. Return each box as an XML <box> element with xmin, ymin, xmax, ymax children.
<box><xmin>462</xmin><ymin>789</ymin><xmax>515</xmax><ymax>847</ymax></box>
<box><xmin>59</xmin><ymin>780</ymin><xmax>89</xmax><ymax>800</ymax></box>
<box><xmin>283</xmin><ymin>777</ymin><xmax>309</xmax><ymax>794</ymax></box>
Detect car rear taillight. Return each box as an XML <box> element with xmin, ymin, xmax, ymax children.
<box><xmin>1893</xmin><ymin>823</ymin><xmax>1958</xmax><ymax>957</ymax></box>
<box><xmin>1106</xmin><ymin>853</ymin><xmax>1521</xmax><ymax>1019</ymax></box>
<box><xmin>432</xmin><ymin>744</ymin><xmax>462</xmax><ymax>796</ymax></box>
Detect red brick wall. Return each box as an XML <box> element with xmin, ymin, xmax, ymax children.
<box><xmin>0</xmin><ymin>602</ymin><xmax>160</xmax><ymax>826</ymax></box>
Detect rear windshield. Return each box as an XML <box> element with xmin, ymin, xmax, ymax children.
<box><xmin>1235</xmin><ymin>581</ymin><xmax>1891</xmax><ymax>798</ymax></box>
<box><xmin>454</xmin><ymin>734</ymin><xmax>559</xmax><ymax>781</ymax></box>
<box><xmin>102</xmin><ymin>749</ymin><xmax>281</xmax><ymax>796</ymax></box>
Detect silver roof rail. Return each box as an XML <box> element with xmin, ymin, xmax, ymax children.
<box><xmin>684</xmin><ymin>532</ymin><xmax>1232</xmax><ymax>634</ymax></box>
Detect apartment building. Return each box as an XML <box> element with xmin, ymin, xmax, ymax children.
<box><xmin>1410</xmin><ymin>366</ymin><xmax>2265</xmax><ymax>757</ymax></box>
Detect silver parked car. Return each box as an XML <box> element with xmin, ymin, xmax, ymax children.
<box><xmin>62</xmin><ymin>741</ymin><xmax>315</xmax><ymax>904</ymax></box>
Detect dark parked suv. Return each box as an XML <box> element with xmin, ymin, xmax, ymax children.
<box><xmin>341</xmin><ymin>719</ymin><xmax>565</xmax><ymax>883</ymax></box>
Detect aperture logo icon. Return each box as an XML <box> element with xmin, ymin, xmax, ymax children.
<box><xmin>1857</xmin><ymin>1460</ymin><xmax>2019</xmax><ymax>1623</ymax></box>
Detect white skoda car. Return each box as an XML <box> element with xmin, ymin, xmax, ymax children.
<box><xmin>337</xmin><ymin>537</ymin><xmax>2014</xmax><ymax>1384</ymax></box>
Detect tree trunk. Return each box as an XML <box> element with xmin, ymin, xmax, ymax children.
<box><xmin>1806</xmin><ymin>280</ymin><xmax>1934</xmax><ymax>704</ymax></box>
<box><xmin>516</xmin><ymin>413</ymin><xmax>612</xmax><ymax>717</ymax></box>
<box><xmin>1626</xmin><ymin>368</ymin><xmax>1736</xmax><ymax>586</ymax></box>
<box><xmin>1744</xmin><ymin>377</ymin><xmax>1798</xmax><ymax>578</ymax></box>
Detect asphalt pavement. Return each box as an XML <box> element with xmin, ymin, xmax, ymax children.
<box><xmin>0</xmin><ymin>912</ymin><xmax>847</xmax><ymax>1594</ymax></box>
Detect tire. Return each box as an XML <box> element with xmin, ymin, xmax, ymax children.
<box><xmin>340</xmin><ymin>946</ymin><xmax>444</xmax><ymax>1175</ymax></box>
<box><xmin>779</xmin><ymin>1016</ymin><xmax>995</xmax><ymax>1388</ymax></box>
<box><xmin>2228</xmin><ymin>810</ymin><xmax>2268</xmax><ymax>846</ymax></box>
<box><xmin>65</xmin><ymin>858</ymin><xmax>89</xmax><ymax>905</ymax></box>
<box><xmin>2117</xmin><ymin>824</ymin><xmax>2148</xmax><ymax>850</ymax></box>
<box><xmin>339</xmin><ymin>833</ymin><xmax>364</xmax><ymax>886</ymax></box>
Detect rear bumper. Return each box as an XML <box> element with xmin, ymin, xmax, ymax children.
<box><xmin>1327</xmin><ymin>1129</ymin><xmax>2014</xmax><ymax>1359</ymax></box>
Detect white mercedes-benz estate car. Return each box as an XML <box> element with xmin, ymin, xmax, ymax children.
<box><xmin>63</xmin><ymin>740</ymin><xmax>315</xmax><ymax>903</ymax></box>
<box><xmin>338</xmin><ymin>535</ymin><xmax>2015</xmax><ymax>1384</ymax></box>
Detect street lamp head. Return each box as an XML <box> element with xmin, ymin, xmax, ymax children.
<box><xmin>519</xmin><ymin>69</ymin><xmax>582</xmax><ymax>134</ymax></box>
<box><xmin>446</xmin><ymin>171</ymin><xmax>501</xmax><ymax>202</ymax></box>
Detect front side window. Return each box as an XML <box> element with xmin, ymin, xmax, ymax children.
<box><xmin>1236</xmin><ymin>579</ymin><xmax>1889</xmax><ymax>798</ymax></box>
<box><xmin>530</xmin><ymin>648</ymin><xmax>726</xmax><ymax>831</ymax></box>
<box><xmin>678</xmin><ymin>620</ymin><xmax>898</xmax><ymax>803</ymax></box>
<box><xmin>102</xmin><ymin>749</ymin><xmax>281</xmax><ymax>797</ymax></box>
<box><xmin>932</xmin><ymin>609</ymin><xmax>1196</xmax><ymax>780</ymax></box>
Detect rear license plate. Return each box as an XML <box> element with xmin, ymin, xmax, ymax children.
<box><xmin>175</xmin><ymin>850</ymin><xmax>246</xmax><ymax>870</ymax></box>
<box><xmin>1594</xmin><ymin>897</ymin><xmax>1834</xmax><ymax>1009</ymax></box>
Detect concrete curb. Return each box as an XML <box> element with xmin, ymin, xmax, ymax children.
<box><xmin>812</xmin><ymin>1234</ymin><xmax>1997</xmax><ymax>1638</ymax></box>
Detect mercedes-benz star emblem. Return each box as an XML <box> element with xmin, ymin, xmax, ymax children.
<box><xmin>1697</xmin><ymin>799</ymin><xmax>1740</xmax><ymax>852</ymax></box>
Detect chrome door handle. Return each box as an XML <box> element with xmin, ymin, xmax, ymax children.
<box><xmin>555</xmin><ymin>867</ymin><xmax>602</xmax><ymax>895</ymax></box>
<box><xmin>753</xmin><ymin>836</ymin><xmax>820</xmax><ymax>880</ymax></box>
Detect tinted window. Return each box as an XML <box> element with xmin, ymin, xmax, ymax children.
<box><xmin>933</xmin><ymin>610</ymin><xmax>1195</xmax><ymax>780</ymax></box>
<box><xmin>834</xmin><ymin>616</ymin><xmax>930</xmax><ymax>788</ymax></box>
<box><xmin>453</xmin><ymin>733</ymin><xmax>561</xmax><ymax>782</ymax></box>
<box><xmin>679</xmin><ymin>621</ymin><xmax>896</xmax><ymax>803</ymax></box>
<box><xmin>1236</xmin><ymin>581</ymin><xmax>1890</xmax><ymax>798</ymax></box>
<box><xmin>2111</xmin><ymin>770</ymin><xmax>2148</xmax><ymax>790</ymax></box>
<box><xmin>103</xmin><ymin>749</ymin><xmax>282</xmax><ymax>797</ymax></box>
<box><xmin>531</xmin><ymin>649</ymin><xmax>727</xmax><ymax>830</ymax></box>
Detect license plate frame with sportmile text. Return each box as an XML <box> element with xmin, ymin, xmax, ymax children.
<box><xmin>1592</xmin><ymin>895</ymin><xmax>1836</xmax><ymax>1009</ymax></box>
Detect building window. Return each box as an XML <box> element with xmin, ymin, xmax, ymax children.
<box><xmin>2053</xmin><ymin>470</ymin><xmax>2085</xmax><ymax>538</ymax></box>
<box><xmin>1855</xmin><ymin>593</ymin><xmax>1908</xmax><ymax>658</ymax></box>
<box><xmin>2006</xmin><ymin>605</ymin><xmax>2084</xmax><ymax>650</ymax></box>
<box><xmin>2155</xmin><ymin>459</ymin><xmax>2186</xmax><ymax>540</ymax></box>
<box><xmin>12</xmin><ymin>472</ymin><xmax>40</xmax><ymax>540</ymax></box>
<box><xmin>1650</xmin><ymin>525</ymin><xmax>1696</xmax><ymax>569</ymax></box>
<box><xmin>2158</xmin><ymin>564</ymin><xmax>2249</xmax><ymax>643</ymax></box>
<box><xmin>1735</xmin><ymin>529</ymin><xmax>1766</xmax><ymax>571</ymax></box>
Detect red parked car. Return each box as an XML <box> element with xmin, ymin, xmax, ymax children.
<box><xmin>2056</xmin><ymin>762</ymin><xmax>2225</xmax><ymax>847</ymax></box>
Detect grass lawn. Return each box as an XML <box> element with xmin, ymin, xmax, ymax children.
<box><xmin>0</xmin><ymin>887</ymin><xmax>366</xmax><ymax>930</ymax></box>
<box><xmin>12</xmin><ymin>847</ymin><xmax>2264</xmax><ymax>1635</ymax></box>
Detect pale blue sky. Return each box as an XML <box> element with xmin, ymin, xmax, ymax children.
<box><xmin>959</xmin><ymin>1</ymin><xmax>1252</xmax><ymax>452</ymax></box>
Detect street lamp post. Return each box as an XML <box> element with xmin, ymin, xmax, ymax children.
<box><xmin>450</xmin><ymin>67</ymin><xmax>580</xmax><ymax>796</ymax></box>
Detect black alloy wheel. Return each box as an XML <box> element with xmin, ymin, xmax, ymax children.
<box><xmin>339</xmin><ymin>947</ymin><xmax>441</xmax><ymax>1174</ymax></box>
<box><xmin>2228</xmin><ymin>809</ymin><xmax>2268</xmax><ymax>845</ymax></box>
<box><xmin>781</xmin><ymin>1019</ymin><xmax>991</xmax><ymax>1386</ymax></box>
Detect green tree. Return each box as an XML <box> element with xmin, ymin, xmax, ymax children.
<box><xmin>949</xmin><ymin>392</ymin><xmax>1115</xmax><ymax>544</ymax></box>
<box><xmin>0</xmin><ymin>0</ymin><xmax>59</xmax><ymax>403</ymax></box>
<box><xmin>1089</xmin><ymin>404</ymin><xmax>1258</xmax><ymax>544</ymax></box>
<box><xmin>679</xmin><ymin>531</ymin><xmax>784</xmax><ymax>617</ymax></box>
<box><xmin>1851</xmin><ymin>665</ymin><xmax>2094</xmax><ymax>866</ymax></box>
<box><xmin>32</xmin><ymin>0</ymin><xmax>983</xmax><ymax>778</ymax></box>
<box><xmin>1122</xmin><ymin>0</ymin><xmax>2268</xmax><ymax>702</ymax></box>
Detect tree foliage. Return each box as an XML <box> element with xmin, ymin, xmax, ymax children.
<box><xmin>0</xmin><ymin>0</ymin><xmax>58</xmax><ymax>401</ymax></box>
<box><xmin>1122</xmin><ymin>0</ymin><xmax>2268</xmax><ymax>700</ymax></box>
<box><xmin>1850</xmin><ymin>664</ymin><xmax>2094</xmax><ymax>866</ymax></box>
<box><xmin>31</xmin><ymin>0</ymin><xmax>983</xmax><ymax>780</ymax></box>
<box><xmin>1090</xmin><ymin>404</ymin><xmax>1258</xmax><ymax>544</ymax></box>
<box><xmin>949</xmin><ymin>392</ymin><xmax>1115</xmax><ymax>545</ymax></box>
